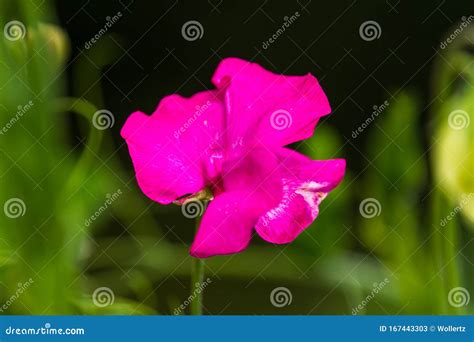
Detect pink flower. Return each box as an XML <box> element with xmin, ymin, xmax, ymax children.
<box><xmin>121</xmin><ymin>58</ymin><xmax>345</xmax><ymax>258</ymax></box>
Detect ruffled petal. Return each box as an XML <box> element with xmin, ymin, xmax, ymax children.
<box><xmin>121</xmin><ymin>90</ymin><xmax>225</xmax><ymax>204</ymax></box>
<box><xmin>211</xmin><ymin>57</ymin><xmax>331</xmax><ymax>149</ymax></box>
<box><xmin>190</xmin><ymin>191</ymin><xmax>262</xmax><ymax>258</ymax></box>
<box><xmin>255</xmin><ymin>148</ymin><xmax>345</xmax><ymax>244</ymax></box>
<box><xmin>191</xmin><ymin>148</ymin><xmax>283</xmax><ymax>257</ymax></box>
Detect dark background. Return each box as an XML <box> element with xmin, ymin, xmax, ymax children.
<box><xmin>56</xmin><ymin>0</ymin><xmax>467</xmax><ymax>171</ymax></box>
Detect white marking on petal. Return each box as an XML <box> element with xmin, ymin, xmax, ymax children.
<box><xmin>299</xmin><ymin>181</ymin><xmax>329</xmax><ymax>192</ymax></box>
<box><xmin>258</xmin><ymin>181</ymin><xmax>329</xmax><ymax>227</ymax></box>
<box><xmin>295</xmin><ymin>182</ymin><xmax>328</xmax><ymax>219</ymax></box>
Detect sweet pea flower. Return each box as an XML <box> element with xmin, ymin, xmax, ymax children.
<box><xmin>121</xmin><ymin>58</ymin><xmax>345</xmax><ymax>258</ymax></box>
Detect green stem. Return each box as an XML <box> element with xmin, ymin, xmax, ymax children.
<box><xmin>53</xmin><ymin>97</ymin><xmax>103</xmax><ymax>198</ymax></box>
<box><xmin>441</xmin><ymin>195</ymin><xmax>463</xmax><ymax>315</ymax></box>
<box><xmin>431</xmin><ymin>190</ymin><xmax>463</xmax><ymax>314</ymax></box>
<box><xmin>431</xmin><ymin>191</ymin><xmax>448</xmax><ymax>314</ymax></box>
<box><xmin>190</xmin><ymin>213</ymin><xmax>205</xmax><ymax>315</ymax></box>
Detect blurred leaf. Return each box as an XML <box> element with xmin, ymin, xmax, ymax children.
<box><xmin>367</xmin><ymin>93</ymin><xmax>426</xmax><ymax>191</ymax></box>
<box><xmin>432</xmin><ymin>45</ymin><xmax>474</xmax><ymax>224</ymax></box>
<box><xmin>75</xmin><ymin>296</ymin><xmax>156</xmax><ymax>315</ymax></box>
<box><xmin>361</xmin><ymin>92</ymin><xmax>426</xmax><ymax>252</ymax></box>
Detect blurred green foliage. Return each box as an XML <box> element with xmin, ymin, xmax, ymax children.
<box><xmin>0</xmin><ymin>0</ymin><xmax>472</xmax><ymax>315</ymax></box>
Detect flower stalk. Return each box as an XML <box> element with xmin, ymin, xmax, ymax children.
<box><xmin>190</xmin><ymin>209</ymin><xmax>205</xmax><ymax>315</ymax></box>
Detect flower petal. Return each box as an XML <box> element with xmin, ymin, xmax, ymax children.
<box><xmin>221</xmin><ymin>147</ymin><xmax>282</xmax><ymax>203</ymax></box>
<box><xmin>211</xmin><ymin>57</ymin><xmax>331</xmax><ymax>149</ymax></box>
<box><xmin>191</xmin><ymin>148</ymin><xmax>283</xmax><ymax>258</ymax></box>
<box><xmin>121</xmin><ymin>90</ymin><xmax>225</xmax><ymax>204</ymax></box>
<box><xmin>255</xmin><ymin>148</ymin><xmax>345</xmax><ymax>244</ymax></box>
<box><xmin>190</xmin><ymin>191</ymin><xmax>262</xmax><ymax>258</ymax></box>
